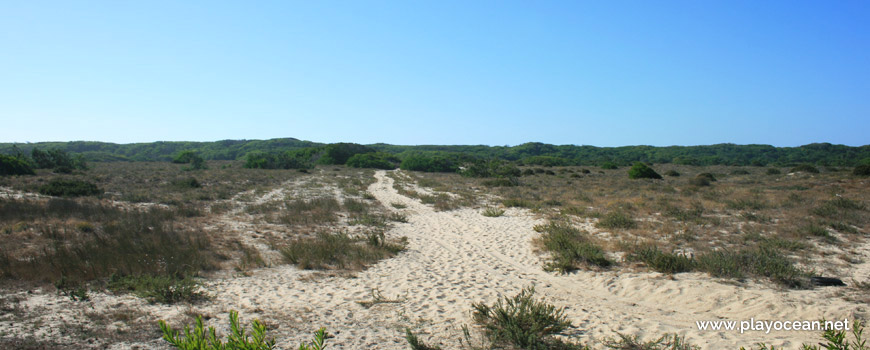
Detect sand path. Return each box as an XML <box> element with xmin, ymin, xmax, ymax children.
<box><xmin>208</xmin><ymin>170</ymin><xmax>863</xmax><ymax>349</ymax></box>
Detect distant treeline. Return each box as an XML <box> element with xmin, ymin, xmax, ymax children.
<box><xmin>1</xmin><ymin>139</ymin><xmax>869</xmax><ymax>167</ymax></box>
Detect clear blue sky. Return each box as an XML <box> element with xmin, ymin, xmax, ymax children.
<box><xmin>1</xmin><ymin>1</ymin><xmax>868</xmax><ymax>147</ymax></box>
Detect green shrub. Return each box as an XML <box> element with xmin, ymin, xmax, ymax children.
<box><xmin>159</xmin><ymin>310</ymin><xmax>276</xmax><ymax>350</ymax></box>
<box><xmin>471</xmin><ymin>287</ymin><xmax>577</xmax><ymax>350</ymax></box>
<box><xmin>854</xmin><ymin>164</ymin><xmax>870</xmax><ymax>176</ymax></box>
<box><xmin>731</xmin><ymin>169</ymin><xmax>750</xmax><ymax>175</ymax></box>
<box><xmin>600</xmin><ymin>161</ymin><xmax>618</xmax><ymax>170</ymax></box>
<box><xmin>664</xmin><ymin>170</ymin><xmax>680</xmax><ymax>177</ymax></box>
<box><xmin>790</xmin><ymin>164</ymin><xmax>820</xmax><ymax>173</ymax></box>
<box><xmin>172</xmin><ymin>151</ymin><xmax>206</xmax><ymax>170</ymax></box>
<box><xmin>109</xmin><ymin>274</ymin><xmax>207</xmax><ymax>304</ymax></box>
<box><xmin>596</xmin><ymin>211</ymin><xmax>636</xmax><ymax>229</ymax></box>
<box><xmin>766</xmin><ymin>168</ymin><xmax>782</xmax><ymax>175</ymax></box>
<box><xmin>628</xmin><ymin>162</ymin><xmax>662</xmax><ymax>179</ymax></box>
<box><xmin>346</xmin><ymin>152</ymin><xmax>400</xmax><ymax>169</ymax></box>
<box><xmin>31</xmin><ymin>147</ymin><xmax>87</xmax><ymax>170</ymax></box>
<box><xmin>38</xmin><ymin>179</ymin><xmax>102</xmax><ymax>197</ymax></box>
<box><xmin>628</xmin><ymin>246</ymin><xmax>695</xmax><ymax>274</ymax></box>
<box><xmin>536</xmin><ymin>222</ymin><xmax>612</xmax><ymax>272</ymax></box>
<box><xmin>0</xmin><ymin>154</ymin><xmax>35</xmax><ymax>176</ymax></box>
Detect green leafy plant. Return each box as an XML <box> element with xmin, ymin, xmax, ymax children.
<box><xmin>471</xmin><ymin>287</ymin><xmax>579</xmax><ymax>350</ymax></box>
<box><xmin>298</xmin><ymin>327</ymin><xmax>329</xmax><ymax>350</ymax></box>
<box><xmin>159</xmin><ymin>310</ymin><xmax>276</xmax><ymax>350</ymax></box>
<box><xmin>482</xmin><ymin>207</ymin><xmax>505</xmax><ymax>217</ymax></box>
<box><xmin>605</xmin><ymin>333</ymin><xmax>699</xmax><ymax>349</ymax></box>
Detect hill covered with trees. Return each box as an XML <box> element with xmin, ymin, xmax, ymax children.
<box><xmin>1</xmin><ymin>139</ymin><xmax>868</xmax><ymax>168</ymax></box>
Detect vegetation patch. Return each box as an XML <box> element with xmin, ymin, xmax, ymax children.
<box><xmin>535</xmin><ymin>222</ymin><xmax>612</xmax><ymax>272</ymax></box>
<box><xmin>0</xmin><ymin>154</ymin><xmax>35</xmax><ymax>176</ymax></box>
<box><xmin>471</xmin><ymin>287</ymin><xmax>582</xmax><ymax>350</ymax></box>
<box><xmin>596</xmin><ymin>211</ymin><xmax>636</xmax><ymax>229</ymax></box>
<box><xmin>279</xmin><ymin>231</ymin><xmax>406</xmax><ymax>270</ymax></box>
<box><xmin>108</xmin><ymin>274</ymin><xmax>207</xmax><ymax>304</ymax></box>
<box><xmin>38</xmin><ymin>179</ymin><xmax>102</xmax><ymax>197</ymax></box>
<box><xmin>628</xmin><ymin>162</ymin><xmax>662</xmax><ymax>179</ymax></box>
<box><xmin>627</xmin><ymin>245</ymin><xmax>695</xmax><ymax>274</ymax></box>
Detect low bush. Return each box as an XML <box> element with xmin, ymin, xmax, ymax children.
<box><xmin>664</xmin><ymin>170</ymin><xmax>680</xmax><ymax>177</ymax></box>
<box><xmin>37</xmin><ymin>179</ymin><xmax>102</xmax><ymax>197</ymax></box>
<box><xmin>405</xmin><ymin>328</ymin><xmax>442</xmax><ymax>350</ymax></box>
<box><xmin>536</xmin><ymin>222</ymin><xmax>612</xmax><ymax>272</ymax></box>
<box><xmin>628</xmin><ymin>162</ymin><xmax>662</xmax><ymax>179</ymax></box>
<box><xmin>854</xmin><ymin>164</ymin><xmax>870</xmax><ymax>176</ymax></box>
<box><xmin>766</xmin><ymin>168</ymin><xmax>782</xmax><ymax>175</ymax></box>
<box><xmin>628</xmin><ymin>245</ymin><xmax>695</xmax><ymax>274</ymax></box>
<box><xmin>471</xmin><ymin>287</ymin><xmax>580</xmax><ymax>350</ymax></box>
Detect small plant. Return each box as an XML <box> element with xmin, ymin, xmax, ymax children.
<box><xmin>298</xmin><ymin>327</ymin><xmax>329</xmax><ymax>350</ymax></box>
<box><xmin>799</xmin><ymin>319</ymin><xmax>867</xmax><ymax>350</ymax></box>
<box><xmin>391</xmin><ymin>202</ymin><xmax>407</xmax><ymax>209</ymax></box>
<box><xmin>766</xmin><ymin>168</ymin><xmax>782</xmax><ymax>175</ymax></box>
<box><xmin>388</xmin><ymin>212</ymin><xmax>409</xmax><ymax>223</ymax></box>
<box><xmin>109</xmin><ymin>274</ymin><xmax>208</xmax><ymax>304</ymax></box>
<box><xmin>405</xmin><ymin>328</ymin><xmax>442</xmax><ymax>350</ymax></box>
<box><xmin>471</xmin><ymin>287</ymin><xmax>578</xmax><ymax>350</ymax></box>
<box><xmin>628</xmin><ymin>162</ymin><xmax>662</xmax><ymax>180</ymax></box>
<box><xmin>482</xmin><ymin>207</ymin><xmax>505</xmax><ymax>217</ymax></box>
<box><xmin>664</xmin><ymin>170</ymin><xmax>681</xmax><ymax>177</ymax></box>
<box><xmin>854</xmin><ymin>164</ymin><xmax>870</xmax><ymax>176</ymax></box>
<box><xmin>605</xmin><ymin>333</ymin><xmax>699</xmax><ymax>350</ymax></box>
<box><xmin>158</xmin><ymin>310</ymin><xmax>276</xmax><ymax>350</ymax></box>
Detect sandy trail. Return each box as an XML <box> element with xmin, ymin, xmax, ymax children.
<box><xmin>206</xmin><ymin>170</ymin><xmax>863</xmax><ymax>349</ymax></box>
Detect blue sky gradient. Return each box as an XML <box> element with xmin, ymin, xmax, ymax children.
<box><xmin>1</xmin><ymin>1</ymin><xmax>868</xmax><ymax>146</ymax></box>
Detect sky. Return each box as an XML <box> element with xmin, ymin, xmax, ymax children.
<box><xmin>1</xmin><ymin>1</ymin><xmax>868</xmax><ymax>147</ymax></box>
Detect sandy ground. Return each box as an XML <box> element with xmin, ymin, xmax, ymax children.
<box><xmin>2</xmin><ymin>170</ymin><xmax>868</xmax><ymax>349</ymax></box>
